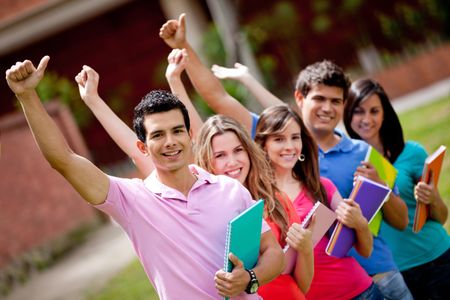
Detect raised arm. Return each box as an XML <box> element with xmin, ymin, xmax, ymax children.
<box><xmin>165</xmin><ymin>48</ymin><xmax>203</xmax><ymax>140</ymax></box>
<box><xmin>5</xmin><ymin>56</ymin><xmax>108</xmax><ymax>205</ymax></box>
<box><xmin>211</xmin><ymin>63</ymin><xmax>284</xmax><ymax>108</ymax></box>
<box><xmin>355</xmin><ymin>162</ymin><xmax>408</xmax><ymax>230</ymax></box>
<box><xmin>333</xmin><ymin>192</ymin><xmax>373</xmax><ymax>257</ymax></box>
<box><xmin>75</xmin><ymin>66</ymin><xmax>153</xmax><ymax>177</ymax></box>
<box><xmin>159</xmin><ymin>13</ymin><xmax>254</xmax><ymax>134</ymax></box>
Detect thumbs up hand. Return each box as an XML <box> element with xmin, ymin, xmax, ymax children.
<box><xmin>6</xmin><ymin>56</ymin><xmax>50</xmax><ymax>95</ymax></box>
<box><xmin>286</xmin><ymin>218</ymin><xmax>314</xmax><ymax>256</ymax></box>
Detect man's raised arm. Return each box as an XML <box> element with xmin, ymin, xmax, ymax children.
<box><xmin>159</xmin><ymin>13</ymin><xmax>254</xmax><ymax>133</ymax></box>
<box><xmin>5</xmin><ymin>56</ymin><xmax>109</xmax><ymax>205</ymax></box>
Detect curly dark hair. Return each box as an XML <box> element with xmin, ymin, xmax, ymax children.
<box><xmin>133</xmin><ymin>90</ymin><xmax>190</xmax><ymax>142</ymax></box>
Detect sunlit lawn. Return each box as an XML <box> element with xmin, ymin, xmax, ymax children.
<box><xmin>86</xmin><ymin>260</ymin><xmax>158</xmax><ymax>300</ymax></box>
<box><xmin>88</xmin><ymin>95</ymin><xmax>450</xmax><ymax>300</ymax></box>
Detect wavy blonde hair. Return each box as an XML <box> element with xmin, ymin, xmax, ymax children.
<box><xmin>195</xmin><ymin>115</ymin><xmax>290</xmax><ymax>240</ymax></box>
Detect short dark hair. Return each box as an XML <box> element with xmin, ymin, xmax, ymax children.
<box><xmin>295</xmin><ymin>60</ymin><xmax>351</xmax><ymax>101</ymax></box>
<box><xmin>133</xmin><ymin>90</ymin><xmax>190</xmax><ymax>142</ymax></box>
<box><xmin>344</xmin><ymin>78</ymin><xmax>405</xmax><ymax>163</ymax></box>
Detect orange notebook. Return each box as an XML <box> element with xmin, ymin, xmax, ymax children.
<box><xmin>413</xmin><ymin>145</ymin><xmax>446</xmax><ymax>233</ymax></box>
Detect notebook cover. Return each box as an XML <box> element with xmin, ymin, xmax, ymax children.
<box><xmin>364</xmin><ymin>146</ymin><xmax>398</xmax><ymax>236</ymax></box>
<box><xmin>282</xmin><ymin>202</ymin><xmax>337</xmax><ymax>275</ymax></box>
<box><xmin>224</xmin><ymin>199</ymin><xmax>264</xmax><ymax>273</ymax></box>
<box><xmin>326</xmin><ymin>176</ymin><xmax>391</xmax><ymax>257</ymax></box>
<box><xmin>302</xmin><ymin>201</ymin><xmax>337</xmax><ymax>247</ymax></box>
<box><xmin>413</xmin><ymin>145</ymin><xmax>446</xmax><ymax>233</ymax></box>
<box><xmin>364</xmin><ymin>146</ymin><xmax>398</xmax><ymax>188</ymax></box>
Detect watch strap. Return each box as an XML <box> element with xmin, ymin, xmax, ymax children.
<box><xmin>245</xmin><ymin>269</ymin><xmax>259</xmax><ymax>294</ymax></box>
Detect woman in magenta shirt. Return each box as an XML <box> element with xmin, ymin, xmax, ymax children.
<box><xmin>255</xmin><ymin>104</ymin><xmax>383</xmax><ymax>299</ymax></box>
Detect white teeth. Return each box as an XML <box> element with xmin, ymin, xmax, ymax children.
<box><xmin>226</xmin><ymin>169</ymin><xmax>241</xmax><ymax>177</ymax></box>
<box><xmin>163</xmin><ymin>150</ymin><xmax>180</xmax><ymax>156</ymax></box>
<box><xmin>318</xmin><ymin>115</ymin><xmax>331</xmax><ymax>121</ymax></box>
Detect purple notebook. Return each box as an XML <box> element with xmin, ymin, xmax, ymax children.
<box><xmin>326</xmin><ymin>176</ymin><xmax>391</xmax><ymax>258</ymax></box>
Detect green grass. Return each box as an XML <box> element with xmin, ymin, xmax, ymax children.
<box><xmin>88</xmin><ymin>95</ymin><xmax>450</xmax><ymax>300</ymax></box>
<box><xmin>398</xmin><ymin>95</ymin><xmax>450</xmax><ymax>231</ymax></box>
<box><xmin>86</xmin><ymin>260</ymin><xmax>158</xmax><ymax>300</ymax></box>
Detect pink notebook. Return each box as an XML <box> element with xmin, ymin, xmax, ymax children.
<box><xmin>282</xmin><ymin>201</ymin><xmax>336</xmax><ymax>274</ymax></box>
<box><xmin>302</xmin><ymin>201</ymin><xmax>337</xmax><ymax>247</ymax></box>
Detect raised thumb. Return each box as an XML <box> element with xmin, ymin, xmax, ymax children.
<box><xmin>37</xmin><ymin>56</ymin><xmax>50</xmax><ymax>73</ymax></box>
<box><xmin>179</xmin><ymin>13</ymin><xmax>186</xmax><ymax>30</ymax></box>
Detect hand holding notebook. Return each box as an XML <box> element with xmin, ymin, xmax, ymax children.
<box><xmin>282</xmin><ymin>201</ymin><xmax>337</xmax><ymax>274</ymax></box>
<box><xmin>413</xmin><ymin>145</ymin><xmax>446</xmax><ymax>233</ymax></box>
<box><xmin>222</xmin><ymin>199</ymin><xmax>264</xmax><ymax>300</ymax></box>
<box><xmin>326</xmin><ymin>176</ymin><xmax>391</xmax><ymax>257</ymax></box>
<box><xmin>358</xmin><ymin>146</ymin><xmax>398</xmax><ymax>235</ymax></box>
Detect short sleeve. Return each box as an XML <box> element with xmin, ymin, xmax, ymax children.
<box><xmin>320</xmin><ymin>177</ymin><xmax>338</xmax><ymax>205</ymax></box>
<box><xmin>236</xmin><ymin>179</ymin><xmax>270</xmax><ymax>234</ymax></box>
<box><xmin>392</xmin><ymin>184</ymin><xmax>400</xmax><ymax>196</ymax></box>
<box><xmin>410</xmin><ymin>142</ymin><xmax>429</xmax><ymax>181</ymax></box>
<box><xmin>250</xmin><ymin>112</ymin><xmax>260</xmax><ymax>139</ymax></box>
<box><xmin>94</xmin><ymin>176</ymin><xmax>139</xmax><ymax>231</ymax></box>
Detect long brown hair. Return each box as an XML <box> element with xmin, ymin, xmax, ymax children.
<box><xmin>195</xmin><ymin>115</ymin><xmax>290</xmax><ymax>240</ymax></box>
<box><xmin>344</xmin><ymin>78</ymin><xmax>405</xmax><ymax>163</ymax></box>
<box><xmin>255</xmin><ymin>105</ymin><xmax>329</xmax><ymax>207</ymax></box>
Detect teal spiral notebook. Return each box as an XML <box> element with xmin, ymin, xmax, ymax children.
<box><xmin>223</xmin><ymin>199</ymin><xmax>264</xmax><ymax>273</ymax></box>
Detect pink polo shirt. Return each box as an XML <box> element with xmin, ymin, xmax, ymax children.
<box><xmin>95</xmin><ymin>165</ymin><xmax>267</xmax><ymax>300</ymax></box>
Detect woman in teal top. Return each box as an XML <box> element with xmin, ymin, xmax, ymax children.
<box><xmin>343</xmin><ymin>78</ymin><xmax>450</xmax><ymax>299</ymax></box>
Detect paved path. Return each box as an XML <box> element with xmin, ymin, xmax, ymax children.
<box><xmin>4</xmin><ymin>222</ymin><xmax>135</xmax><ymax>300</ymax></box>
<box><xmin>3</xmin><ymin>77</ymin><xmax>449</xmax><ymax>300</ymax></box>
<box><xmin>392</xmin><ymin>78</ymin><xmax>450</xmax><ymax>113</ymax></box>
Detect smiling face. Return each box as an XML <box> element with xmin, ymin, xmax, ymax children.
<box><xmin>210</xmin><ymin>131</ymin><xmax>250</xmax><ymax>184</ymax></box>
<box><xmin>350</xmin><ymin>93</ymin><xmax>384</xmax><ymax>144</ymax></box>
<box><xmin>296</xmin><ymin>84</ymin><xmax>344</xmax><ymax>138</ymax></box>
<box><xmin>138</xmin><ymin>109</ymin><xmax>192</xmax><ymax>173</ymax></box>
<box><xmin>264</xmin><ymin>118</ymin><xmax>302</xmax><ymax>172</ymax></box>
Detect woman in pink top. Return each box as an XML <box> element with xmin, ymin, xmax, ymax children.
<box><xmin>255</xmin><ymin>104</ymin><xmax>383</xmax><ymax>299</ymax></box>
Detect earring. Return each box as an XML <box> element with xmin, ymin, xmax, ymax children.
<box><xmin>298</xmin><ymin>154</ymin><xmax>305</xmax><ymax>162</ymax></box>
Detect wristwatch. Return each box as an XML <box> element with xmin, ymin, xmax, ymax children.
<box><xmin>245</xmin><ymin>269</ymin><xmax>259</xmax><ymax>294</ymax></box>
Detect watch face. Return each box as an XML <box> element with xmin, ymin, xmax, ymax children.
<box><xmin>250</xmin><ymin>282</ymin><xmax>259</xmax><ymax>293</ymax></box>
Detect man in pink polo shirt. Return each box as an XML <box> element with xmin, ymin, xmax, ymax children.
<box><xmin>5</xmin><ymin>56</ymin><xmax>284</xmax><ymax>300</ymax></box>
